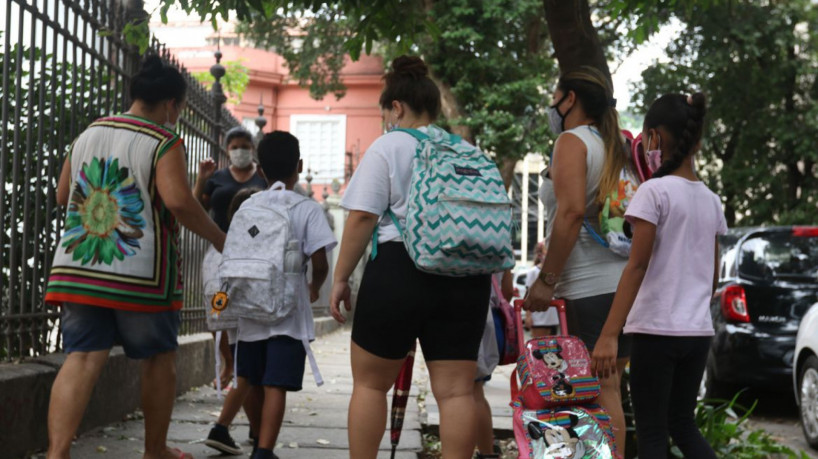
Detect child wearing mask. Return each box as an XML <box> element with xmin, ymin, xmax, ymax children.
<box><xmin>591</xmin><ymin>93</ymin><xmax>723</xmax><ymax>458</ymax></box>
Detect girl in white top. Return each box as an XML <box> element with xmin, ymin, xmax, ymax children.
<box><xmin>591</xmin><ymin>93</ymin><xmax>724</xmax><ymax>459</ymax></box>
<box><xmin>524</xmin><ymin>66</ymin><xmax>630</xmax><ymax>453</ymax></box>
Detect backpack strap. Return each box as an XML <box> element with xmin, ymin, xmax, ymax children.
<box><xmin>393</xmin><ymin>127</ymin><xmax>429</xmax><ymax>141</ymax></box>
<box><xmin>394</xmin><ymin>125</ymin><xmax>461</xmax><ymax>146</ymax></box>
<box><xmin>370</xmin><ymin>208</ymin><xmax>404</xmax><ymax>260</ymax></box>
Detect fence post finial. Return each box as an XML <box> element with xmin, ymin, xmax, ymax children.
<box><xmin>255</xmin><ymin>94</ymin><xmax>267</xmax><ymax>146</ymax></box>
<box><xmin>210</xmin><ymin>33</ymin><xmax>227</xmax><ymax>161</ymax></box>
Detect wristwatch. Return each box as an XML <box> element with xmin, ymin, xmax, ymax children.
<box><xmin>538</xmin><ymin>270</ymin><xmax>559</xmax><ymax>287</ymax></box>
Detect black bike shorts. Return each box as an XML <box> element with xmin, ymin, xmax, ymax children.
<box><xmin>351</xmin><ymin>242</ymin><xmax>491</xmax><ymax>361</ymax></box>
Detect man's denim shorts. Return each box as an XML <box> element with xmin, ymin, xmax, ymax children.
<box><xmin>61</xmin><ymin>303</ymin><xmax>180</xmax><ymax>359</ymax></box>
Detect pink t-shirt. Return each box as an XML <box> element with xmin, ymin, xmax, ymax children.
<box><xmin>623</xmin><ymin>176</ymin><xmax>728</xmax><ymax>336</ymax></box>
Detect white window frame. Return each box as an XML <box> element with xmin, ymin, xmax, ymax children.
<box><xmin>290</xmin><ymin>114</ymin><xmax>347</xmax><ymax>184</ymax></box>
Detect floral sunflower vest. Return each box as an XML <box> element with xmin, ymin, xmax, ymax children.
<box><xmin>45</xmin><ymin>115</ymin><xmax>184</xmax><ymax>311</ymax></box>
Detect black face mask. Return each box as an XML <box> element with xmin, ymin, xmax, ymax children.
<box><xmin>548</xmin><ymin>93</ymin><xmax>573</xmax><ymax>135</ymax></box>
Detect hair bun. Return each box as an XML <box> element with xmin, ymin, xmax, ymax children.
<box><xmin>688</xmin><ymin>92</ymin><xmax>707</xmax><ymax>119</ymax></box>
<box><xmin>140</xmin><ymin>55</ymin><xmax>165</xmax><ymax>79</ymax></box>
<box><xmin>391</xmin><ymin>55</ymin><xmax>428</xmax><ymax>80</ymax></box>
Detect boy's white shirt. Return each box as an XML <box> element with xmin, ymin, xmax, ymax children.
<box><xmin>236</xmin><ymin>184</ymin><xmax>337</xmax><ymax>343</ymax></box>
<box><xmin>234</xmin><ymin>183</ymin><xmax>337</xmax><ymax>386</ymax></box>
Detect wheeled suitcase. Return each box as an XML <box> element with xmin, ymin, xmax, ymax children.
<box><xmin>511</xmin><ymin>299</ymin><xmax>617</xmax><ymax>459</ymax></box>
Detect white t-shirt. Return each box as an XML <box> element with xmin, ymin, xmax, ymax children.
<box><xmin>342</xmin><ymin>127</ymin><xmax>470</xmax><ymax>242</ymax></box>
<box><xmin>622</xmin><ymin>176</ymin><xmax>728</xmax><ymax>336</ymax></box>
<box><xmin>526</xmin><ymin>266</ymin><xmax>559</xmax><ymax>327</ymax></box>
<box><xmin>341</xmin><ymin>129</ymin><xmax>419</xmax><ymax>242</ymax></box>
<box><xmin>237</xmin><ymin>188</ymin><xmax>337</xmax><ymax>343</ymax></box>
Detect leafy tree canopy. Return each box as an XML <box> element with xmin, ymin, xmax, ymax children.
<box><xmin>634</xmin><ymin>0</ymin><xmax>818</xmax><ymax>225</ymax></box>
<box><xmin>234</xmin><ymin>0</ymin><xmax>557</xmax><ymax>164</ymax></box>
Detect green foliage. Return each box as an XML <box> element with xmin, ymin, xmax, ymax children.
<box><xmin>192</xmin><ymin>59</ymin><xmax>250</xmax><ymax>104</ymax></box>
<box><xmin>235</xmin><ymin>0</ymin><xmax>557</xmax><ymax>164</ymax></box>
<box><xmin>123</xmin><ymin>20</ymin><xmax>151</xmax><ymax>55</ymax></box>
<box><xmin>689</xmin><ymin>393</ymin><xmax>810</xmax><ymax>458</ymax></box>
<box><xmin>407</xmin><ymin>0</ymin><xmax>558</xmax><ymax>162</ymax></box>
<box><xmin>157</xmin><ymin>0</ymin><xmax>430</xmax><ymax>62</ymax></box>
<box><xmin>236</xmin><ymin>5</ymin><xmax>351</xmax><ymax>100</ymax></box>
<box><xmin>633</xmin><ymin>0</ymin><xmax>818</xmax><ymax>226</ymax></box>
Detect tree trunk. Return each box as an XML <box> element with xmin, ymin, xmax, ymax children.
<box><xmin>542</xmin><ymin>0</ymin><xmax>611</xmax><ymax>83</ymax></box>
<box><xmin>499</xmin><ymin>157</ymin><xmax>517</xmax><ymax>191</ymax></box>
<box><xmin>428</xmin><ymin>72</ymin><xmax>474</xmax><ymax>144</ymax></box>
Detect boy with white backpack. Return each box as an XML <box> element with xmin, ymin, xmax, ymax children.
<box><xmin>218</xmin><ymin>131</ymin><xmax>336</xmax><ymax>459</ymax></box>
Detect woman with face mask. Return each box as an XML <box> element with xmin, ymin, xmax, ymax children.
<box><xmin>194</xmin><ymin>126</ymin><xmax>267</xmax><ymax>233</ymax></box>
<box><xmin>45</xmin><ymin>54</ymin><xmax>225</xmax><ymax>459</ymax></box>
<box><xmin>524</xmin><ymin>66</ymin><xmax>631</xmax><ymax>454</ymax></box>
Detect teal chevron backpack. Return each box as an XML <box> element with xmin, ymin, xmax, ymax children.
<box><xmin>378</xmin><ymin>125</ymin><xmax>515</xmax><ymax>277</ymax></box>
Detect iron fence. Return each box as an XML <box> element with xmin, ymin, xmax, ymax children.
<box><xmin>0</xmin><ymin>0</ymin><xmax>237</xmax><ymax>361</ymax></box>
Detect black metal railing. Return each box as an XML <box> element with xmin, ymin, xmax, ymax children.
<box><xmin>0</xmin><ymin>0</ymin><xmax>237</xmax><ymax>361</ymax></box>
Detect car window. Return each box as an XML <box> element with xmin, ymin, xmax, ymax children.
<box><xmin>738</xmin><ymin>232</ymin><xmax>818</xmax><ymax>283</ymax></box>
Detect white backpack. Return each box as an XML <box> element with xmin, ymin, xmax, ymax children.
<box><xmin>215</xmin><ymin>183</ymin><xmax>309</xmax><ymax>325</ymax></box>
<box><xmin>203</xmin><ymin>245</ymin><xmax>234</xmax><ymax>331</ymax></box>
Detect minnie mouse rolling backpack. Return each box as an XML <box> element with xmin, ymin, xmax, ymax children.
<box><xmin>511</xmin><ymin>299</ymin><xmax>617</xmax><ymax>458</ymax></box>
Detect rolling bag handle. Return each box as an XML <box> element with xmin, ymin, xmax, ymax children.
<box><xmin>510</xmin><ymin>298</ymin><xmax>567</xmax><ymax>402</ymax></box>
<box><xmin>513</xmin><ymin>298</ymin><xmax>568</xmax><ymax>352</ymax></box>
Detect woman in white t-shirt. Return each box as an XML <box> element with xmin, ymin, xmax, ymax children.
<box><xmin>330</xmin><ymin>56</ymin><xmax>492</xmax><ymax>459</ymax></box>
<box><xmin>524</xmin><ymin>66</ymin><xmax>631</xmax><ymax>452</ymax></box>
<box><xmin>591</xmin><ymin>93</ymin><xmax>722</xmax><ymax>459</ymax></box>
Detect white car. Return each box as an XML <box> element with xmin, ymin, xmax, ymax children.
<box><xmin>794</xmin><ymin>302</ymin><xmax>818</xmax><ymax>450</ymax></box>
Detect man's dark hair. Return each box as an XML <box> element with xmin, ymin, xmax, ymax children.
<box><xmin>257</xmin><ymin>131</ymin><xmax>300</xmax><ymax>183</ymax></box>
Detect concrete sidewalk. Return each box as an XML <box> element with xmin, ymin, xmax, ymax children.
<box><xmin>28</xmin><ymin>328</ymin><xmax>423</xmax><ymax>459</ymax></box>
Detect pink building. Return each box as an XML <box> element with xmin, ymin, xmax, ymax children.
<box><xmin>160</xmin><ymin>26</ymin><xmax>385</xmax><ymax>196</ymax></box>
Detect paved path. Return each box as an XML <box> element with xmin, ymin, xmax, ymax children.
<box><xmin>25</xmin><ymin>326</ymin><xmax>818</xmax><ymax>458</ymax></box>
<box><xmin>32</xmin><ymin>328</ymin><xmax>422</xmax><ymax>459</ymax></box>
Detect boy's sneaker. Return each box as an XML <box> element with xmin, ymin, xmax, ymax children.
<box><xmin>204</xmin><ymin>424</ymin><xmax>243</xmax><ymax>455</ymax></box>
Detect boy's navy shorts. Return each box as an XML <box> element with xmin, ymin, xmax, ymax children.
<box><xmin>236</xmin><ymin>335</ymin><xmax>306</xmax><ymax>391</ymax></box>
<box><xmin>61</xmin><ymin>302</ymin><xmax>180</xmax><ymax>360</ymax></box>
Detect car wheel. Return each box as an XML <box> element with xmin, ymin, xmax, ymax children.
<box><xmin>701</xmin><ymin>361</ymin><xmax>735</xmax><ymax>401</ymax></box>
<box><xmin>799</xmin><ymin>355</ymin><xmax>818</xmax><ymax>449</ymax></box>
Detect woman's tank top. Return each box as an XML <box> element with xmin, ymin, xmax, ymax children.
<box><xmin>539</xmin><ymin>125</ymin><xmax>626</xmax><ymax>300</ymax></box>
<box><xmin>45</xmin><ymin>115</ymin><xmax>184</xmax><ymax>311</ymax></box>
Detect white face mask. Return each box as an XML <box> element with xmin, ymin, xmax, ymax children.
<box><xmin>164</xmin><ymin>104</ymin><xmax>177</xmax><ymax>131</ymax></box>
<box><xmin>229</xmin><ymin>148</ymin><xmax>254</xmax><ymax>168</ymax></box>
<box><xmin>384</xmin><ymin>109</ymin><xmax>400</xmax><ymax>133</ymax></box>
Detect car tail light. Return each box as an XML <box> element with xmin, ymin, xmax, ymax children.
<box><xmin>793</xmin><ymin>226</ymin><xmax>818</xmax><ymax>237</ymax></box>
<box><xmin>721</xmin><ymin>284</ymin><xmax>750</xmax><ymax>323</ymax></box>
